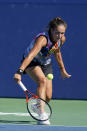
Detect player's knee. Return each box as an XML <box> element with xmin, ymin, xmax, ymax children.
<box><xmin>38</xmin><ymin>77</ymin><xmax>47</xmax><ymax>86</ymax></box>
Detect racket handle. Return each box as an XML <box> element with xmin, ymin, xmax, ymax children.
<box><xmin>18</xmin><ymin>81</ymin><xmax>27</xmax><ymax>91</ymax></box>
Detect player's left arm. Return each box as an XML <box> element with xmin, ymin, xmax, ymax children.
<box><xmin>54</xmin><ymin>36</ymin><xmax>71</xmax><ymax>79</ymax></box>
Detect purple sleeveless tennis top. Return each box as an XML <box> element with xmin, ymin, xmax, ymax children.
<box><xmin>23</xmin><ymin>32</ymin><xmax>61</xmax><ymax>65</ymax></box>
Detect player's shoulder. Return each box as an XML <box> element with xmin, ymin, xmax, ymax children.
<box><xmin>37</xmin><ymin>35</ymin><xmax>47</xmax><ymax>43</ymax></box>
<box><xmin>36</xmin><ymin>35</ymin><xmax>47</xmax><ymax>47</ymax></box>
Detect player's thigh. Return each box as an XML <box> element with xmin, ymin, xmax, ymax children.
<box><xmin>25</xmin><ymin>66</ymin><xmax>46</xmax><ymax>83</ymax></box>
<box><xmin>46</xmin><ymin>78</ymin><xmax>52</xmax><ymax>98</ymax></box>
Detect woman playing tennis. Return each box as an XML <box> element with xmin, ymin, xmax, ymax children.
<box><xmin>14</xmin><ymin>17</ymin><xmax>71</xmax><ymax>125</ymax></box>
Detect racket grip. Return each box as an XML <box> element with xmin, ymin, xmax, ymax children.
<box><xmin>18</xmin><ymin>81</ymin><xmax>27</xmax><ymax>91</ymax></box>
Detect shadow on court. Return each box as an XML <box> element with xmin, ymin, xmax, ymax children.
<box><xmin>0</xmin><ymin>120</ymin><xmax>36</xmax><ymax>125</ymax></box>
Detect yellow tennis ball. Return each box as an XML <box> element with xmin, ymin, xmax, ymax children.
<box><xmin>47</xmin><ymin>74</ymin><xmax>53</xmax><ymax>80</ymax></box>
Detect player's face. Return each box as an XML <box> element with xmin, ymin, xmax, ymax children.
<box><xmin>51</xmin><ymin>25</ymin><xmax>66</xmax><ymax>43</ymax></box>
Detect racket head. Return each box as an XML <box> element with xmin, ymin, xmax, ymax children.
<box><xmin>27</xmin><ymin>97</ymin><xmax>52</xmax><ymax>121</ymax></box>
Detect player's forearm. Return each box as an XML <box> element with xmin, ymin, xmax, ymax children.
<box><xmin>19</xmin><ymin>55</ymin><xmax>33</xmax><ymax>71</ymax></box>
<box><xmin>54</xmin><ymin>51</ymin><xmax>65</xmax><ymax>71</ymax></box>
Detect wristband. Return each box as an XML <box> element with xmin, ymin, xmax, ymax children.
<box><xmin>16</xmin><ymin>69</ymin><xmax>23</xmax><ymax>75</ymax></box>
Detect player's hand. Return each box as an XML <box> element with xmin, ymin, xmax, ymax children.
<box><xmin>60</xmin><ymin>69</ymin><xmax>71</xmax><ymax>79</ymax></box>
<box><xmin>14</xmin><ymin>73</ymin><xmax>21</xmax><ymax>83</ymax></box>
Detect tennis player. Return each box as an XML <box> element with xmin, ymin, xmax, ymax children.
<box><xmin>14</xmin><ymin>17</ymin><xmax>71</xmax><ymax>125</ymax></box>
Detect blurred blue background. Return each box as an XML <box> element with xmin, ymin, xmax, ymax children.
<box><xmin>0</xmin><ymin>0</ymin><xmax>87</xmax><ymax>99</ymax></box>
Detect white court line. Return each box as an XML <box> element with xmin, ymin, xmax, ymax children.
<box><xmin>0</xmin><ymin>112</ymin><xmax>38</xmax><ymax>117</ymax></box>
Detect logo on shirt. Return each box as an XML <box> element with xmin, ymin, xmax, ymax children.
<box><xmin>48</xmin><ymin>42</ymin><xmax>58</xmax><ymax>55</ymax></box>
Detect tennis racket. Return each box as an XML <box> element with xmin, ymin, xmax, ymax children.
<box><xmin>18</xmin><ymin>81</ymin><xmax>52</xmax><ymax>121</ymax></box>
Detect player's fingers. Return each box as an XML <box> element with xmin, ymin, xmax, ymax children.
<box><xmin>14</xmin><ymin>78</ymin><xmax>19</xmax><ymax>83</ymax></box>
<box><xmin>67</xmin><ymin>74</ymin><xmax>71</xmax><ymax>78</ymax></box>
<box><xmin>13</xmin><ymin>74</ymin><xmax>21</xmax><ymax>83</ymax></box>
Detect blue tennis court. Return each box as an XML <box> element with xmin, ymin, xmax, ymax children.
<box><xmin>0</xmin><ymin>124</ymin><xmax>87</xmax><ymax>131</ymax></box>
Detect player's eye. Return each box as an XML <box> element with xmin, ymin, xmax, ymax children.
<box><xmin>61</xmin><ymin>32</ymin><xmax>65</xmax><ymax>35</ymax></box>
<box><xmin>54</xmin><ymin>31</ymin><xmax>65</xmax><ymax>35</ymax></box>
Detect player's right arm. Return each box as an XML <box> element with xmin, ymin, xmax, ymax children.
<box><xmin>14</xmin><ymin>36</ymin><xmax>47</xmax><ymax>83</ymax></box>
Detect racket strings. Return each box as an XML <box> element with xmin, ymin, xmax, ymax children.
<box><xmin>27</xmin><ymin>98</ymin><xmax>51</xmax><ymax>121</ymax></box>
